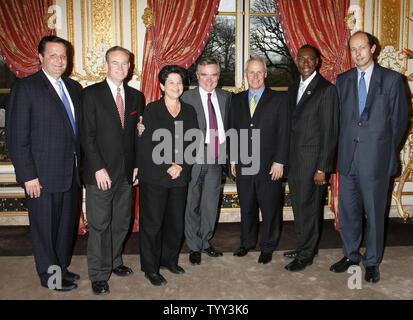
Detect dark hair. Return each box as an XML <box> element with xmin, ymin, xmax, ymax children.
<box><xmin>105</xmin><ymin>46</ymin><xmax>131</xmax><ymax>62</ymax></box>
<box><xmin>158</xmin><ymin>65</ymin><xmax>187</xmax><ymax>85</ymax></box>
<box><xmin>196</xmin><ymin>56</ymin><xmax>220</xmax><ymax>75</ymax></box>
<box><xmin>349</xmin><ymin>31</ymin><xmax>376</xmax><ymax>48</ymax></box>
<box><xmin>38</xmin><ymin>36</ymin><xmax>69</xmax><ymax>56</ymax></box>
<box><xmin>297</xmin><ymin>44</ymin><xmax>320</xmax><ymax>59</ymax></box>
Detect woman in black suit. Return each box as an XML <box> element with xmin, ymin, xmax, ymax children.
<box><xmin>138</xmin><ymin>65</ymin><xmax>199</xmax><ymax>286</ymax></box>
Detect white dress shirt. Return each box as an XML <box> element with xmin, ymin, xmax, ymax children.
<box><xmin>42</xmin><ymin>68</ymin><xmax>75</xmax><ymax>120</ymax></box>
<box><xmin>357</xmin><ymin>62</ymin><xmax>374</xmax><ymax>93</ymax></box>
<box><xmin>297</xmin><ymin>71</ymin><xmax>317</xmax><ymax>104</ymax></box>
<box><xmin>106</xmin><ymin>77</ymin><xmax>125</xmax><ymax>111</ymax></box>
<box><xmin>198</xmin><ymin>86</ymin><xmax>226</xmax><ymax>144</ymax></box>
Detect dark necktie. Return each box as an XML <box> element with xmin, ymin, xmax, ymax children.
<box><xmin>358</xmin><ymin>71</ymin><xmax>367</xmax><ymax>116</ymax></box>
<box><xmin>207</xmin><ymin>93</ymin><xmax>219</xmax><ymax>158</ymax></box>
<box><xmin>56</xmin><ymin>80</ymin><xmax>76</xmax><ymax>135</ymax></box>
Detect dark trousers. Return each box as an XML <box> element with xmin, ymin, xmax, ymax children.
<box><xmin>236</xmin><ymin>177</ymin><xmax>282</xmax><ymax>253</ymax></box>
<box><xmin>289</xmin><ymin>177</ymin><xmax>326</xmax><ymax>259</ymax></box>
<box><xmin>338</xmin><ymin>147</ymin><xmax>390</xmax><ymax>267</ymax></box>
<box><xmin>86</xmin><ymin>177</ymin><xmax>132</xmax><ymax>282</ymax></box>
<box><xmin>139</xmin><ymin>182</ymin><xmax>187</xmax><ymax>274</ymax></box>
<box><xmin>26</xmin><ymin>182</ymin><xmax>78</xmax><ymax>287</ymax></box>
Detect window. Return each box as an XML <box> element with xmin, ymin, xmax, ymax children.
<box><xmin>0</xmin><ymin>55</ymin><xmax>19</xmax><ymax>162</ymax></box>
<box><xmin>188</xmin><ymin>0</ymin><xmax>298</xmax><ymax>91</ymax></box>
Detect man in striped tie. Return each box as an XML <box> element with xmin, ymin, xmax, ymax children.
<box><xmin>80</xmin><ymin>46</ymin><xmax>144</xmax><ymax>295</ymax></box>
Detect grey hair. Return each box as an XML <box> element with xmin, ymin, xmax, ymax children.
<box><xmin>245</xmin><ymin>56</ymin><xmax>267</xmax><ymax>73</ymax></box>
<box><xmin>196</xmin><ymin>56</ymin><xmax>221</xmax><ymax>75</ymax></box>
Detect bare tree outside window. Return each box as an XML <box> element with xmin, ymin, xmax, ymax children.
<box><xmin>188</xmin><ymin>0</ymin><xmax>298</xmax><ymax>89</ymax></box>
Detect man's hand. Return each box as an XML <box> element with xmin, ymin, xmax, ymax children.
<box><xmin>137</xmin><ymin>116</ymin><xmax>145</xmax><ymax>136</ymax></box>
<box><xmin>95</xmin><ymin>168</ymin><xmax>112</xmax><ymax>190</ymax></box>
<box><xmin>231</xmin><ymin>163</ymin><xmax>237</xmax><ymax>178</ymax></box>
<box><xmin>132</xmin><ymin>168</ymin><xmax>139</xmax><ymax>186</ymax></box>
<box><xmin>314</xmin><ymin>171</ymin><xmax>326</xmax><ymax>186</ymax></box>
<box><xmin>269</xmin><ymin>163</ymin><xmax>283</xmax><ymax>180</ymax></box>
<box><xmin>24</xmin><ymin>178</ymin><xmax>42</xmax><ymax>198</ymax></box>
<box><xmin>167</xmin><ymin>163</ymin><xmax>182</xmax><ymax>180</ymax></box>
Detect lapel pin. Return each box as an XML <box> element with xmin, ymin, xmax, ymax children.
<box><xmin>307</xmin><ymin>90</ymin><xmax>311</xmax><ymax>95</ymax></box>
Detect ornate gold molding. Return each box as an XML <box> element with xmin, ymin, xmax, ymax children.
<box><xmin>142</xmin><ymin>7</ymin><xmax>154</xmax><ymax>29</ymax></box>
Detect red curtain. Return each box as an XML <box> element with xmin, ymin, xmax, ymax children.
<box><xmin>140</xmin><ymin>0</ymin><xmax>220</xmax><ymax>104</ymax></box>
<box><xmin>276</xmin><ymin>0</ymin><xmax>353</xmax><ymax>229</ymax></box>
<box><xmin>133</xmin><ymin>0</ymin><xmax>220</xmax><ymax>232</ymax></box>
<box><xmin>0</xmin><ymin>0</ymin><xmax>55</xmax><ymax>78</ymax></box>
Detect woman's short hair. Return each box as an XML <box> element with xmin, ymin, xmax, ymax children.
<box><xmin>158</xmin><ymin>65</ymin><xmax>187</xmax><ymax>85</ymax></box>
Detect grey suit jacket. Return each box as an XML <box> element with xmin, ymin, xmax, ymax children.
<box><xmin>336</xmin><ymin>63</ymin><xmax>408</xmax><ymax>178</ymax></box>
<box><xmin>181</xmin><ymin>87</ymin><xmax>231</xmax><ymax>179</ymax></box>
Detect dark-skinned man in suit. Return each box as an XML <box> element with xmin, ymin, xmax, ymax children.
<box><xmin>229</xmin><ymin>57</ymin><xmax>290</xmax><ymax>264</ymax></box>
<box><xmin>284</xmin><ymin>45</ymin><xmax>339</xmax><ymax>272</ymax></box>
<box><xmin>6</xmin><ymin>36</ymin><xmax>81</xmax><ymax>292</ymax></box>
<box><xmin>330</xmin><ymin>31</ymin><xmax>408</xmax><ymax>283</ymax></box>
<box><xmin>80</xmin><ymin>46</ymin><xmax>144</xmax><ymax>295</ymax></box>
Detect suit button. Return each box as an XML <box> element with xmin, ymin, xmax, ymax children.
<box><xmin>358</xmin><ymin>122</ymin><xmax>362</xmax><ymax>126</ymax></box>
<box><xmin>353</xmin><ymin>138</ymin><xmax>360</xmax><ymax>143</ymax></box>
<box><xmin>250</xmin><ymin>123</ymin><xmax>254</xmax><ymax>127</ymax></box>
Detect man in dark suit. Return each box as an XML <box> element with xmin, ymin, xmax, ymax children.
<box><xmin>229</xmin><ymin>57</ymin><xmax>290</xmax><ymax>264</ymax></box>
<box><xmin>330</xmin><ymin>32</ymin><xmax>408</xmax><ymax>283</ymax></box>
<box><xmin>284</xmin><ymin>45</ymin><xmax>339</xmax><ymax>272</ymax></box>
<box><xmin>80</xmin><ymin>46</ymin><xmax>144</xmax><ymax>295</ymax></box>
<box><xmin>181</xmin><ymin>57</ymin><xmax>231</xmax><ymax>265</ymax></box>
<box><xmin>6</xmin><ymin>36</ymin><xmax>81</xmax><ymax>291</ymax></box>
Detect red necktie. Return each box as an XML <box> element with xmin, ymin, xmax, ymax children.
<box><xmin>207</xmin><ymin>93</ymin><xmax>219</xmax><ymax>158</ymax></box>
<box><xmin>116</xmin><ymin>87</ymin><xmax>125</xmax><ymax>129</ymax></box>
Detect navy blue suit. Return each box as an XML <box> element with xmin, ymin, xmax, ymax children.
<box><xmin>336</xmin><ymin>63</ymin><xmax>408</xmax><ymax>267</ymax></box>
<box><xmin>6</xmin><ymin>69</ymin><xmax>81</xmax><ymax>286</ymax></box>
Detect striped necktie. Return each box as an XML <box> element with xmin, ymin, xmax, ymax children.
<box><xmin>250</xmin><ymin>93</ymin><xmax>257</xmax><ymax>117</ymax></box>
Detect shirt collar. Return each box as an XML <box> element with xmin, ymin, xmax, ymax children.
<box><xmin>42</xmin><ymin>68</ymin><xmax>62</xmax><ymax>85</ymax></box>
<box><xmin>300</xmin><ymin>71</ymin><xmax>317</xmax><ymax>87</ymax></box>
<box><xmin>357</xmin><ymin>61</ymin><xmax>374</xmax><ymax>78</ymax></box>
<box><xmin>106</xmin><ymin>77</ymin><xmax>124</xmax><ymax>93</ymax></box>
<box><xmin>199</xmin><ymin>86</ymin><xmax>215</xmax><ymax>97</ymax></box>
<box><xmin>248</xmin><ymin>85</ymin><xmax>265</xmax><ymax>99</ymax></box>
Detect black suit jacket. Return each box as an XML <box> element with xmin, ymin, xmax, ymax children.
<box><xmin>6</xmin><ymin>70</ymin><xmax>81</xmax><ymax>192</ymax></box>
<box><xmin>288</xmin><ymin>73</ymin><xmax>339</xmax><ymax>180</ymax></box>
<box><xmin>228</xmin><ymin>87</ymin><xmax>290</xmax><ymax>179</ymax></box>
<box><xmin>80</xmin><ymin>80</ymin><xmax>144</xmax><ymax>185</ymax></box>
<box><xmin>137</xmin><ymin>98</ymin><xmax>199</xmax><ymax>187</ymax></box>
<box><xmin>336</xmin><ymin>64</ymin><xmax>408</xmax><ymax>178</ymax></box>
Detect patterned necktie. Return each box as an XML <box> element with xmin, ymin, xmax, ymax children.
<box><xmin>250</xmin><ymin>93</ymin><xmax>257</xmax><ymax>117</ymax></box>
<box><xmin>116</xmin><ymin>87</ymin><xmax>125</xmax><ymax>129</ymax></box>
<box><xmin>358</xmin><ymin>71</ymin><xmax>367</xmax><ymax>116</ymax></box>
<box><xmin>207</xmin><ymin>93</ymin><xmax>219</xmax><ymax>158</ymax></box>
<box><xmin>56</xmin><ymin>80</ymin><xmax>76</xmax><ymax>135</ymax></box>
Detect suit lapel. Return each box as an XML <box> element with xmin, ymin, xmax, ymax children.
<box><xmin>62</xmin><ymin>77</ymin><xmax>79</xmax><ymax>137</ymax></box>
<box><xmin>124</xmin><ymin>85</ymin><xmax>134</xmax><ymax>130</ymax></box>
<box><xmin>101</xmin><ymin>80</ymin><xmax>124</xmax><ymax>131</ymax></box>
<box><xmin>38</xmin><ymin>71</ymin><xmax>76</xmax><ymax>138</ymax></box>
<box><xmin>348</xmin><ymin>68</ymin><xmax>359</xmax><ymax>121</ymax></box>
<box><xmin>362</xmin><ymin>64</ymin><xmax>381</xmax><ymax>120</ymax></box>
<box><xmin>251</xmin><ymin>88</ymin><xmax>270</xmax><ymax>121</ymax></box>
<box><xmin>216</xmin><ymin>89</ymin><xmax>226</xmax><ymax>120</ymax></box>
<box><xmin>296</xmin><ymin>73</ymin><xmax>321</xmax><ymax>109</ymax></box>
<box><xmin>194</xmin><ymin>89</ymin><xmax>207</xmax><ymax>131</ymax></box>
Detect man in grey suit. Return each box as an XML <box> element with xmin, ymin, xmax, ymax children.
<box><xmin>284</xmin><ymin>45</ymin><xmax>339</xmax><ymax>272</ymax></box>
<box><xmin>330</xmin><ymin>31</ymin><xmax>408</xmax><ymax>283</ymax></box>
<box><xmin>181</xmin><ymin>57</ymin><xmax>231</xmax><ymax>265</ymax></box>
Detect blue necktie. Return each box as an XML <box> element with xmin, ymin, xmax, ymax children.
<box><xmin>358</xmin><ymin>71</ymin><xmax>367</xmax><ymax>116</ymax></box>
<box><xmin>56</xmin><ymin>80</ymin><xmax>76</xmax><ymax>135</ymax></box>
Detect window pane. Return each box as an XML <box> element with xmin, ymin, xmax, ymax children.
<box><xmin>218</xmin><ymin>0</ymin><xmax>236</xmax><ymax>12</ymax></box>
<box><xmin>250</xmin><ymin>0</ymin><xmax>276</xmax><ymax>13</ymax></box>
<box><xmin>0</xmin><ymin>56</ymin><xmax>19</xmax><ymax>89</ymax></box>
<box><xmin>188</xmin><ymin>15</ymin><xmax>236</xmax><ymax>87</ymax></box>
<box><xmin>250</xmin><ymin>15</ymin><xmax>298</xmax><ymax>87</ymax></box>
